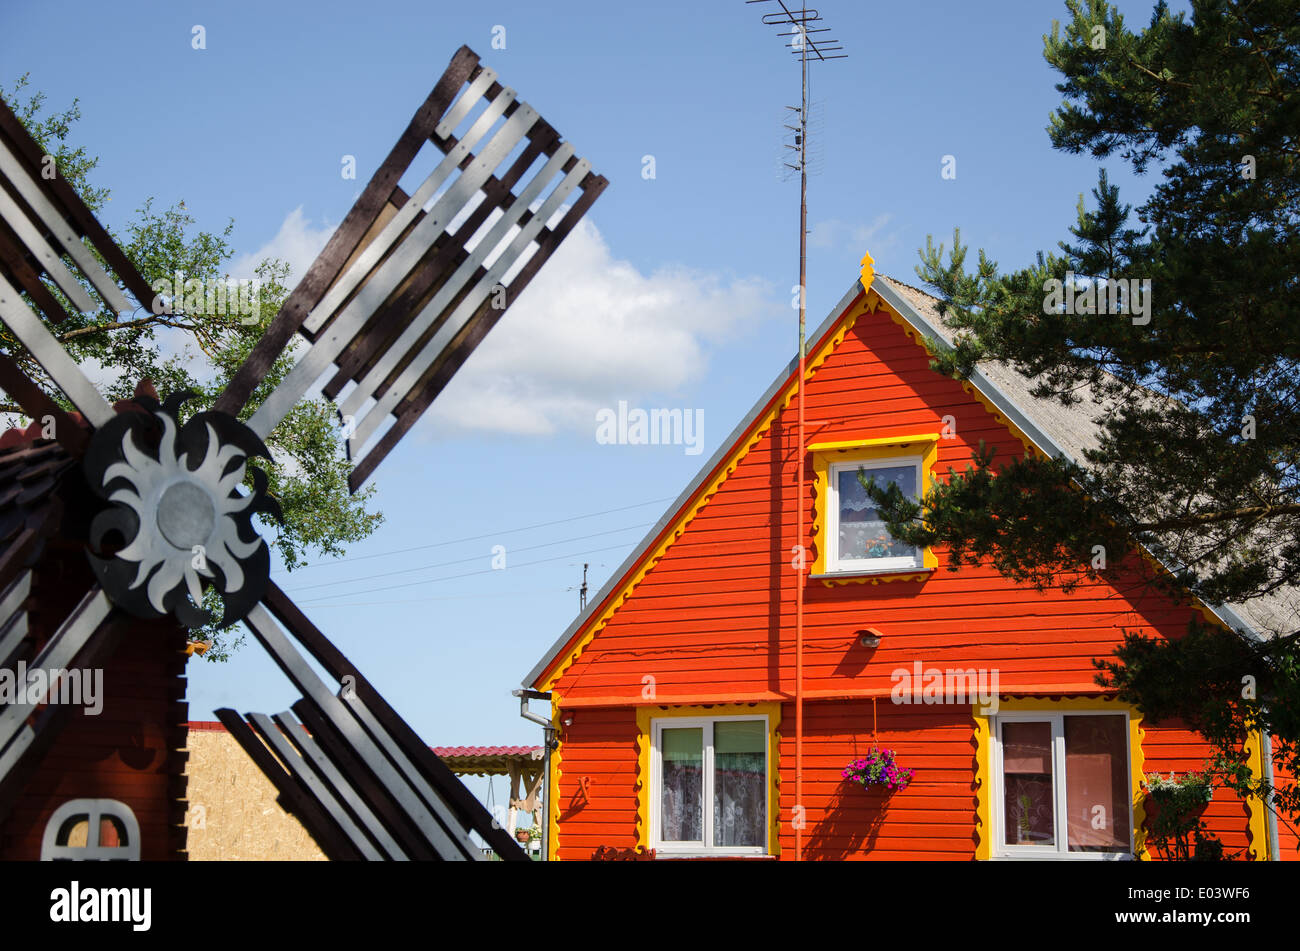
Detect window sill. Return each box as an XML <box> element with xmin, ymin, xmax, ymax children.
<box><xmin>651</xmin><ymin>851</ymin><xmax>778</xmax><ymax>860</ymax></box>
<box><xmin>990</xmin><ymin>851</ymin><xmax>1135</xmax><ymax>861</ymax></box>
<box><xmin>810</xmin><ymin>566</ymin><xmax>935</xmax><ymax>587</ymax></box>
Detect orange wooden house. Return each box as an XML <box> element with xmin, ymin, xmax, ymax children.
<box><xmin>522</xmin><ymin>263</ymin><xmax>1299</xmax><ymax>862</ymax></box>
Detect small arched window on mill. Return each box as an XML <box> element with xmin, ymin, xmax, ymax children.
<box><xmin>40</xmin><ymin>799</ymin><xmax>140</xmax><ymax>861</ymax></box>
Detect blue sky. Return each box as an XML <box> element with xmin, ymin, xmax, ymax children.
<box><xmin>1</xmin><ymin>0</ymin><xmax>1181</xmax><ymax>809</ymax></box>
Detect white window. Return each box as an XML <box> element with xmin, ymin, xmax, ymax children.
<box><xmin>651</xmin><ymin>716</ymin><xmax>768</xmax><ymax>856</ymax></box>
<box><xmin>41</xmin><ymin>799</ymin><xmax>140</xmax><ymax>861</ymax></box>
<box><xmin>991</xmin><ymin>712</ymin><xmax>1133</xmax><ymax>860</ymax></box>
<box><xmin>827</xmin><ymin>455</ymin><xmax>924</xmax><ymax>572</ymax></box>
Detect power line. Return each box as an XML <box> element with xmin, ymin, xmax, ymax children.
<box><xmin>297</xmin><ymin>542</ymin><xmax>635</xmax><ymax>605</ymax></box>
<box><xmin>285</xmin><ymin>586</ymin><xmax>570</xmax><ymax>609</ymax></box>
<box><xmin>270</xmin><ymin>495</ymin><xmax>675</xmax><ymax>573</ymax></box>
<box><xmin>281</xmin><ymin>522</ymin><xmax>652</xmax><ymax>594</ymax></box>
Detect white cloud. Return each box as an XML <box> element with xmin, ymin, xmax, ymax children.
<box><xmin>228</xmin><ymin>206</ymin><xmax>334</xmax><ymax>285</ymax></box>
<box><xmin>226</xmin><ymin>206</ymin><xmax>781</xmax><ymax>439</ymax></box>
<box><xmin>419</xmin><ymin>218</ymin><xmax>781</xmax><ymax>436</ymax></box>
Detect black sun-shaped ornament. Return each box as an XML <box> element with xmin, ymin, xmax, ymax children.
<box><xmin>84</xmin><ymin>391</ymin><xmax>282</xmax><ymax>628</ymax></box>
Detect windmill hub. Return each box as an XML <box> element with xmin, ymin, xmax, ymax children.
<box><xmin>156</xmin><ymin>481</ymin><xmax>215</xmax><ymax>550</ymax></box>
<box><xmin>83</xmin><ymin>394</ymin><xmax>282</xmax><ymax>628</ymax></box>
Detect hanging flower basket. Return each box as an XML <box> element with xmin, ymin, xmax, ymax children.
<box><xmin>842</xmin><ymin>748</ymin><xmax>914</xmax><ymax>792</ymax></box>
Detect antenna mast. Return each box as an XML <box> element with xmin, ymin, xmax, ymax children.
<box><xmin>747</xmin><ymin>0</ymin><xmax>846</xmax><ymax>864</ymax></box>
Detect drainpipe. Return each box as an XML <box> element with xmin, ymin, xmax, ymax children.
<box><xmin>1262</xmin><ymin>723</ymin><xmax>1280</xmax><ymax>861</ymax></box>
<box><xmin>514</xmin><ymin>688</ymin><xmax>554</xmax><ymax>861</ymax></box>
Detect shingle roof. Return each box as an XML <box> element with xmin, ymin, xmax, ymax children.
<box><xmin>877</xmin><ymin>275</ymin><xmax>1300</xmax><ymax>640</ymax></box>
<box><xmin>0</xmin><ymin>436</ymin><xmax>75</xmax><ymax>589</ymax></box>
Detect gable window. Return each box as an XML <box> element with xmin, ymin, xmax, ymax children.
<box><xmin>829</xmin><ymin>457</ymin><xmax>923</xmax><ymax>571</ymax></box>
<box><xmin>990</xmin><ymin>711</ymin><xmax>1133</xmax><ymax>859</ymax></box>
<box><xmin>810</xmin><ymin>434</ymin><xmax>939</xmax><ymax>580</ymax></box>
<box><xmin>649</xmin><ymin>714</ymin><xmax>770</xmax><ymax>855</ymax></box>
<box><xmin>41</xmin><ymin>799</ymin><xmax>140</xmax><ymax>861</ymax></box>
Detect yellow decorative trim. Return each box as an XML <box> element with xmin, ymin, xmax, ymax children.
<box><xmin>537</xmin><ymin>294</ymin><xmax>870</xmax><ymax>692</ymax></box>
<box><xmin>634</xmin><ymin>702</ymin><xmax>782</xmax><ymax>855</ymax></box>
<box><xmin>810</xmin><ymin>434</ymin><xmax>940</xmax><ymax>580</ymax></box>
<box><xmin>971</xmin><ymin>695</ymin><xmax>1148</xmax><ymax>860</ymax></box>
<box><xmin>974</xmin><ymin>709</ymin><xmax>992</xmax><ymax>860</ymax></box>
<box><xmin>547</xmin><ymin>692</ymin><xmax>562</xmax><ymax>861</ymax></box>
<box><xmin>1244</xmin><ymin>728</ymin><xmax>1271</xmax><ymax>861</ymax></box>
<box><xmin>859</xmin><ymin>249</ymin><xmax>875</xmax><ymax>292</ymax></box>
<box><xmin>813</xmin><ymin>570</ymin><xmax>934</xmax><ymax>587</ymax></box>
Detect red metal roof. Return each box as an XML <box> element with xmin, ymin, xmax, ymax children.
<box><xmin>432</xmin><ymin>745</ymin><xmax>542</xmax><ymax>758</ymax></box>
<box><xmin>187</xmin><ymin>723</ymin><xmax>541</xmax><ymax>759</ymax></box>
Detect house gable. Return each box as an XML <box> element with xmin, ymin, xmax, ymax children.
<box><xmin>533</xmin><ymin>279</ymin><xmax>1221</xmax><ymax>708</ymax></box>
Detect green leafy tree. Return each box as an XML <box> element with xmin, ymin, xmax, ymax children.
<box><xmin>0</xmin><ymin>76</ymin><xmax>383</xmax><ymax>660</ymax></box>
<box><xmin>862</xmin><ymin>0</ymin><xmax>1300</xmax><ymax>840</ymax></box>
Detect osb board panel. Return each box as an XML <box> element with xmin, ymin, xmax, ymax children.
<box><xmin>184</xmin><ymin>730</ymin><xmax>325</xmax><ymax>861</ymax></box>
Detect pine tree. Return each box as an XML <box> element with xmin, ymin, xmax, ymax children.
<box><xmin>874</xmin><ymin>0</ymin><xmax>1300</xmax><ymax>837</ymax></box>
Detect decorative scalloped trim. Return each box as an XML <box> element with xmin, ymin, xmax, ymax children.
<box><xmin>816</xmin><ymin>570</ymin><xmax>934</xmax><ymax>587</ymax></box>
<box><xmin>973</xmin><ymin>709</ymin><xmax>991</xmax><ymax>860</ymax></box>
<box><xmin>971</xmin><ymin>695</ymin><xmax>1147</xmax><ymax>860</ymax></box>
<box><xmin>634</xmin><ymin>708</ymin><xmax>651</xmax><ymax>849</ymax></box>
<box><xmin>547</xmin><ymin>692</ymin><xmax>562</xmax><ymax>861</ymax></box>
<box><xmin>538</xmin><ymin>299</ymin><xmax>868</xmax><ymax>692</ymax></box>
<box><xmin>1244</xmin><ymin>729</ymin><xmax>1270</xmax><ymax>861</ymax></box>
<box><xmin>634</xmin><ymin>702</ymin><xmax>782</xmax><ymax>855</ymax></box>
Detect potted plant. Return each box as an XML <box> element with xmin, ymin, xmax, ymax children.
<box><xmin>842</xmin><ymin>748</ymin><xmax>914</xmax><ymax>793</ymax></box>
<box><xmin>514</xmin><ymin>827</ymin><xmax>534</xmax><ymax>844</ymax></box>
<box><xmin>1143</xmin><ymin>770</ymin><xmax>1221</xmax><ymax>860</ymax></box>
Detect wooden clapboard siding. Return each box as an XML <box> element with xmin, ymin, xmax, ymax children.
<box><xmin>1140</xmin><ymin>719</ymin><xmax>1255</xmax><ymax>859</ymax></box>
<box><xmin>545</xmin><ymin>289</ymin><xmax>1266</xmax><ymax>859</ymax></box>
<box><xmin>552</xmin><ymin>706</ymin><xmax>639</xmax><ymax>861</ymax></box>
<box><xmin>782</xmin><ymin>700</ymin><xmax>975</xmax><ymax>860</ymax></box>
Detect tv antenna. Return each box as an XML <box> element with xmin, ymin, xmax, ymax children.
<box><xmin>747</xmin><ymin>1</ymin><xmax>846</xmax><ymax>358</ymax></box>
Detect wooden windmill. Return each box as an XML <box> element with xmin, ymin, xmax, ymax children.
<box><xmin>0</xmin><ymin>45</ymin><xmax>606</xmax><ymax>861</ymax></box>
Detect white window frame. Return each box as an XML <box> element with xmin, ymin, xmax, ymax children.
<box><xmin>649</xmin><ymin>714</ymin><xmax>769</xmax><ymax>857</ymax></box>
<box><xmin>826</xmin><ymin>454</ymin><xmax>924</xmax><ymax>573</ymax></box>
<box><xmin>990</xmin><ymin>710</ymin><xmax>1134</xmax><ymax>861</ymax></box>
<box><xmin>41</xmin><ymin>798</ymin><xmax>141</xmax><ymax>861</ymax></box>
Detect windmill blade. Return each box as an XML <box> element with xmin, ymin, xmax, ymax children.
<box><xmin>0</xmin><ymin>570</ymin><xmax>31</xmax><ymax>670</ymax></box>
<box><xmin>0</xmin><ymin>585</ymin><xmax>113</xmax><ymax>789</ymax></box>
<box><xmin>0</xmin><ymin>272</ymin><xmax>113</xmax><ymax>427</ymax></box>
<box><xmin>220</xmin><ymin>45</ymin><xmax>607</xmax><ymax>493</ymax></box>
<box><xmin>247</xmin><ymin>710</ymin><xmax>398</xmax><ymax>860</ymax></box>
<box><xmin>0</xmin><ymin>95</ymin><xmax>159</xmax><ymax>441</ymax></box>
<box><xmin>221</xmin><ymin>582</ymin><xmax>529</xmax><ymax>860</ymax></box>
<box><xmin>231</xmin><ymin>597</ymin><xmax>514</xmax><ymax>857</ymax></box>
<box><xmin>213</xmin><ymin>707</ymin><xmax>371</xmax><ymax>861</ymax></box>
<box><xmin>0</xmin><ymin>97</ymin><xmax>156</xmax><ymax>319</ymax></box>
